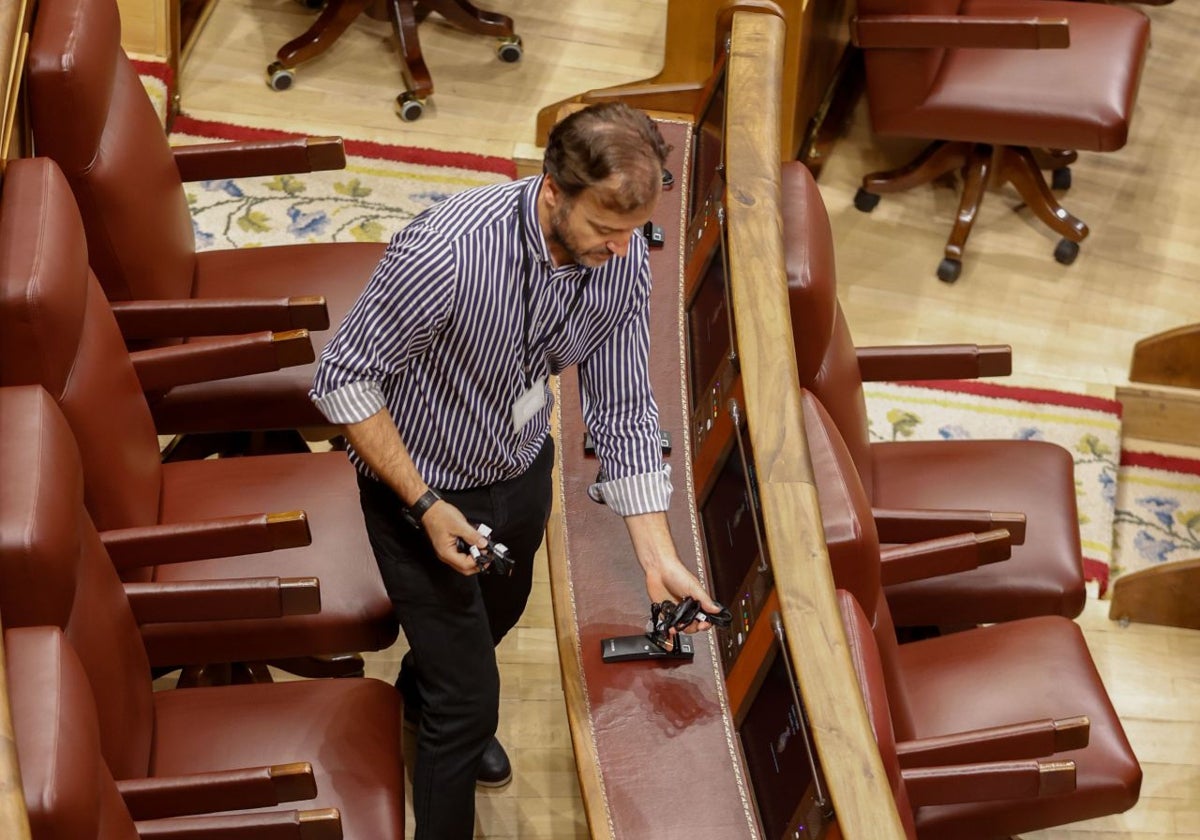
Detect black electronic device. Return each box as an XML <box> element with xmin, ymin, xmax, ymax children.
<box><xmin>600</xmin><ymin>632</ymin><xmax>694</xmax><ymax>663</ymax></box>
<box><xmin>642</xmin><ymin>221</ymin><xmax>666</xmax><ymax>248</ymax></box>
<box><xmin>455</xmin><ymin>523</ymin><xmax>514</xmax><ymax>576</ymax></box>
<box><xmin>583</xmin><ymin>429</ymin><xmax>671</xmax><ymax>455</ymax></box>
<box><xmin>661</xmin><ymin>168</ymin><xmax>674</xmax><ymax>188</ymax></box>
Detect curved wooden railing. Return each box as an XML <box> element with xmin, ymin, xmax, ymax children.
<box><xmin>721</xmin><ymin>10</ymin><xmax>905</xmax><ymax>838</ymax></box>
<box><xmin>546</xmin><ymin>5</ymin><xmax>905</xmax><ymax>838</ymax></box>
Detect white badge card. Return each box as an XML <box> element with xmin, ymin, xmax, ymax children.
<box><xmin>511</xmin><ymin>377</ymin><xmax>546</xmax><ymax>433</ymax></box>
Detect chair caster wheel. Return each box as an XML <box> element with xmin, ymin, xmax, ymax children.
<box><xmin>936</xmin><ymin>258</ymin><xmax>962</xmax><ymax>283</ymax></box>
<box><xmin>266</xmin><ymin>62</ymin><xmax>294</xmax><ymax>91</ymax></box>
<box><xmin>396</xmin><ymin>92</ymin><xmax>425</xmax><ymax>122</ymax></box>
<box><xmin>854</xmin><ymin>187</ymin><xmax>881</xmax><ymax>213</ymax></box>
<box><xmin>1051</xmin><ymin>167</ymin><xmax>1071</xmax><ymax>191</ymax></box>
<box><xmin>1054</xmin><ymin>238</ymin><xmax>1080</xmax><ymax>265</ymax></box>
<box><xmin>296</xmin><ymin>0</ymin><xmax>325</xmax><ymax>9</ymax></box>
<box><xmin>497</xmin><ymin>35</ymin><xmax>523</xmax><ymax>63</ymax></box>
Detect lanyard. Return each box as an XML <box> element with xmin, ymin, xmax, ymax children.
<box><xmin>516</xmin><ymin>192</ymin><xmax>592</xmax><ymax>387</ymax></box>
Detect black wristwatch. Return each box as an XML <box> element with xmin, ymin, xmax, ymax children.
<box><xmin>402</xmin><ymin>488</ymin><xmax>442</xmax><ymax>530</ymax></box>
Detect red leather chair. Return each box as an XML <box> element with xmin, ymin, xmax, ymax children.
<box><xmin>267</xmin><ymin>0</ymin><xmax>522</xmax><ymax>121</ymax></box>
<box><xmin>0</xmin><ymin>158</ymin><xmax>397</xmax><ymax>669</ymax></box>
<box><xmin>0</xmin><ymin>402</ymin><xmax>407</xmax><ymax>838</ymax></box>
<box><xmin>783</xmin><ymin>160</ymin><xmax>1085</xmax><ymax>627</ymax></box>
<box><xmin>27</xmin><ymin>0</ymin><xmax>387</xmax><ymax>436</ymax></box>
<box><xmin>849</xmin><ymin>0</ymin><xmax>1149</xmax><ymax>281</ymax></box>
<box><xmin>804</xmin><ymin>388</ymin><xmax>1141</xmax><ymax>838</ymax></box>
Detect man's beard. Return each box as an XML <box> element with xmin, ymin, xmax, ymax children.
<box><xmin>549</xmin><ymin>202</ymin><xmax>611</xmax><ymax>267</ymax></box>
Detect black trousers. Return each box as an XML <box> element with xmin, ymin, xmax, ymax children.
<box><xmin>356</xmin><ymin>437</ymin><xmax>554</xmax><ymax>840</ymax></box>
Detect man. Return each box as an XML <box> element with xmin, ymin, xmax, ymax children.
<box><xmin>310</xmin><ymin>102</ymin><xmax>720</xmax><ymax>839</ymax></box>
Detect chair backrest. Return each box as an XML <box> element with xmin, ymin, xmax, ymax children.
<box><xmin>7</xmin><ymin>626</ymin><xmax>141</xmax><ymax>840</ymax></box>
<box><xmin>855</xmin><ymin>0</ymin><xmax>961</xmax><ymax>128</ymax></box>
<box><xmin>836</xmin><ymin>590</ymin><xmax>919</xmax><ymax>840</ymax></box>
<box><xmin>800</xmin><ymin>387</ymin><xmax>917</xmax><ymax>740</ymax></box>
<box><xmin>0</xmin><ymin>158</ymin><xmax>164</xmax><ymax>535</ymax></box>
<box><xmin>28</xmin><ymin>0</ymin><xmax>197</xmax><ymax>303</ymax></box>
<box><xmin>782</xmin><ymin>162</ymin><xmax>875</xmax><ymax>497</ymax></box>
<box><xmin>0</xmin><ymin>384</ymin><xmax>155</xmax><ymax>781</ymax></box>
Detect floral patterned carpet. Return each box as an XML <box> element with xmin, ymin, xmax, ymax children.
<box><xmin>865</xmin><ymin>380</ymin><xmax>1200</xmax><ymax>596</ymax></box>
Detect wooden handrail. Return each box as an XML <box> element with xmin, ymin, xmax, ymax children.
<box><xmin>0</xmin><ymin>614</ymin><xmax>33</xmax><ymax>840</ymax></box>
<box><xmin>722</xmin><ymin>10</ymin><xmax>907</xmax><ymax>839</ymax></box>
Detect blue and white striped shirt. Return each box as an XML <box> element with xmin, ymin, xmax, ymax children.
<box><xmin>310</xmin><ymin>175</ymin><xmax>671</xmax><ymax>516</ymax></box>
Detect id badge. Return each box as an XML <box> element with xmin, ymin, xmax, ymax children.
<box><xmin>511</xmin><ymin>377</ymin><xmax>546</xmax><ymax>433</ymax></box>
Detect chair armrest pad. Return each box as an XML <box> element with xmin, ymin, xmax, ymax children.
<box><xmin>129</xmin><ymin>330</ymin><xmax>314</xmax><ymax>392</ymax></box>
<box><xmin>879</xmin><ymin>529</ymin><xmax>1010</xmax><ymax>586</ymax></box>
<box><xmin>172</xmin><ymin>137</ymin><xmax>346</xmax><ymax>182</ymax></box>
<box><xmin>856</xmin><ymin>344</ymin><xmax>1012</xmax><ymax>381</ymax></box>
<box><xmin>897</xmin><ymin>715</ymin><xmax>1090</xmax><ymax>767</ymax></box>
<box><xmin>902</xmin><ymin>760</ymin><xmax>1076</xmax><ymax>806</ymax></box>
<box><xmin>135</xmin><ymin>807</ymin><xmax>342</xmax><ymax>840</ymax></box>
<box><xmin>124</xmin><ymin>577</ymin><xmax>321</xmax><ymax>623</ymax></box>
<box><xmin>101</xmin><ymin>512</ymin><xmax>311</xmax><ymax>572</ymax></box>
<box><xmin>118</xmin><ymin>763</ymin><xmax>317</xmax><ymax>820</ymax></box>
<box><xmin>852</xmin><ymin>15</ymin><xmax>1069</xmax><ymax>50</ymax></box>
<box><xmin>873</xmin><ymin>507</ymin><xmax>1026</xmax><ymax>546</ymax></box>
<box><xmin>110</xmin><ymin>297</ymin><xmax>329</xmax><ymax>338</ymax></box>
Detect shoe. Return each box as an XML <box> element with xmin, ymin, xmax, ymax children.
<box><xmin>401</xmin><ymin>713</ymin><xmax>512</xmax><ymax>789</ymax></box>
<box><xmin>476</xmin><ymin>736</ymin><xmax>513</xmax><ymax>789</ymax></box>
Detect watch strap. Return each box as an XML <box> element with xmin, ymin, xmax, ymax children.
<box><xmin>403</xmin><ymin>488</ymin><xmax>442</xmax><ymax>528</ymax></box>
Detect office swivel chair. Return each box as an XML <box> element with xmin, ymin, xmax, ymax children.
<box><xmin>27</xmin><ymin>0</ymin><xmax>387</xmax><ymax>438</ymax></box>
<box><xmin>267</xmin><ymin>0</ymin><xmax>523</xmax><ymax>121</ymax></box>
<box><xmin>0</xmin><ymin>158</ymin><xmax>397</xmax><ymax>670</ymax></box>
<box><xmin>849</xmin><ymin>0</ymin><xmax>1149</xmax><ymax>281</ymax></box>
<box><xmin>804</xmin><ymin>389</ymin><xmax>1141</xmax><ymax>838</ymax></box>
<box><xmin>783</xmin><ymin>161</ymin><xmax>1085</xmax><ymax>628</ymax></box>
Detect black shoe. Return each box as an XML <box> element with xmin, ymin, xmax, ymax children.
<box><xmin>476</xmin><ymin>736</ymin><xmax>512</xmax><ymax>789</ymax></box>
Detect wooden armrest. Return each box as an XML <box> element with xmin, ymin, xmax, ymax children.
<box><xmin>124</xmin><ymin>577</ymin><xmax>321</xmax><ymax>624</ymax></box>
<box><xmin>879</xmin><ymin>529</ymin><xmax>1010</xmax><ymax>586</ymax></box>
<box><xmin>110</xmin><ymin>297</ymin><xmax>329</xmax><ymax>338</ymax></box>
<box><xmin>129</xmin><ymin>330</ymin><xmax>314</xmax><ymax>392</ymax></box>
<box><xmin>873</xmin><ymin>508</ymin><xmax>1026</xmax><ymax>546</ymax></box>
<box><xmin>852</xmin><ymin>15</ymin><xmax>1069</xmax><ymax>50</ymax></box>
<box><xmin>101</xmin><ymin>512</ymin><xmax>311</xmax><ymax>572</ymax></box>
<box><xmin>897</xmin><ymin>716</ymin><xmax>1089</xmax><ymax>768</ymax></box>
<box><xmin>172</xmin><ymin>137</ymin><xmax>346</xmax><ymax>182</ymax></box>
<box><xmin>856</xmin><ymin>344</ymin><xmax>1012</xmax><ymax>382</ymax></box>
<box><xmin>903</xmin><ymin>759</ymin><xmax>1075</xmax><ymax>806</ymax></box>
<box><xmin>118</xmin><ymin>763</ymin><xmax>316</xmax><ymax>820</ymax></box>
<box><xmin>135</xmin><ymin>807</ymin><xmax>341</xmax><ymax>840</ymax></box>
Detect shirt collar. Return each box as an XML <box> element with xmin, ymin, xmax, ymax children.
<box><xmin>520</xmin><ymin>175</ymin><xmax>589</xmax><ymax>281</ymax></box>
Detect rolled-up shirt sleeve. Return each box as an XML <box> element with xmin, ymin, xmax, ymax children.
<box><xmin>310</xmin><ymin>222</ymin><xmax>456</xmax><ymax>423</ymax></box>
<box><xmin>579</xmin><ymin>265</ymin><xmax>672</xmax><ymax>517</ymax></box>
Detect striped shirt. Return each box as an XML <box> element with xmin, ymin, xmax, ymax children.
<box><xmin>310</xmin><ymin>175</ymin><xmax>671</xmax><ymax>516</ymax></box>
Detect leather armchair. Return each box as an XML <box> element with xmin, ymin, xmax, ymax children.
<box><xmin>803</xmin><ymin>389</ymin><xmax>1141</xmax><ymax>838</ymax></box>
<box><xmin>0</xmin><ymin>158</ymin><xmax>397</xmax><ymax>668</ymax></box>
<box><xmin>783</xmin><ymin>160</ymin><xmax>1085</xmax><ymax>627</ymax></box>
<box><xmin>0</xmin><ymin>387</ymin><xmax>404</xmax><ymax>839</ymax></box>
<box><xmin>26</xmin><ymin>0</ymin><xmax>387</xmax><ymax>436</ymax></box>
<box><xmin>848</xmin><ymin>0</ymin><xmax>1149</xmax><ymax>281</ymax></box>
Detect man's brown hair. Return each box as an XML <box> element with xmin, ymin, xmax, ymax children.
<box><xmin>543</xmin><ymin>102</ymin><xmax>670</xmax><ymax>213</ymax></box>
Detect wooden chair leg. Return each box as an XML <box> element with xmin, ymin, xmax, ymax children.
<box><xmin>387</xmin><ymin>0</ymin><xmax>433</xmax><ymax>99</ymax></box>
<box><xmin>274</xmin><ymin>0</ymin><xmax>373</xmax><ymax>68</ymax></box>
<box><xmin>998</xmin><ymin>146</ymin><xmax>1088</xmax><ymax>244</ymax></box>
<box><xmin>418</xmin><ymin>0</ymin><xmax>513</xmax><ymax>36</ymax></box>
<box><xmin>862</xmin><ymin>140</ymin><xmax>972</xmax><ymax>194</ymax></box>
<box><xmin>944</xmin><ymin>145</ymin><xmax>991</xmax><ymax>264</ymax></box>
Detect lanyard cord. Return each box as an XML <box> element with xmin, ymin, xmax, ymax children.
<box><xmin>517</xmin><ymin>192</ymin><xmax>592</xmax><ymax>387</ymax></box>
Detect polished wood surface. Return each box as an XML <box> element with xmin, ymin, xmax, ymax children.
<box><xmin>1109</xmin><ymin>558</ymin><xmax>1200</xmax><ymax>632</ymax></box>
<box><xmin>722</xmin><ymin>11</ymin><xmax>906</xmax><ymax>837</ymax></box>
<box><xmin>1130</xmin><ymin>323</ymin><xmax>1200</xmax><ymax>390</ymax></box>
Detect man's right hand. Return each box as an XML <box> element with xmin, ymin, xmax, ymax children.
<box><xmin>420</xmin><ymin>500</ymin><xmax>487</xmax><ymax>575</ymax></box>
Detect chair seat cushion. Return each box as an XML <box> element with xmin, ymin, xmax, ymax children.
<box><xmin>874</xmin><ymin>0</ymin><xmax>1149</xmax><ymax>151</ymax></box>
<box><xmin>151</xmin><ymin>677</ymin><xmax>404</xmax><ymax>838</ymax></box>
<box><xmin>871</xmin><ymin>439</ymin><xmax>1085</xmax><ymax>626</ymax></box>
<box><xmin>140</xmin><ymin>451</ymin><xmax>398</xmax><ymax>665</ymax></box>
<box><xmin>149</xmin><ymin>241</ymin><xmax>385</xmax><ymax>433</ymax></box>
<box><xmin>896</xmin><ymin>616</ymin><xmax>1141</xmax><ymax>839</ymax></box>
